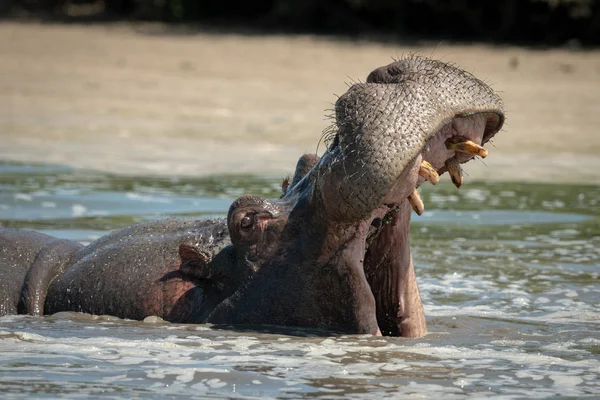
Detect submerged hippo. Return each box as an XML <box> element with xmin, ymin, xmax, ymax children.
<box><xmin>0</xmin><ymin>56</ymin><xmax>504</xmax><ymax>337</ymax></box>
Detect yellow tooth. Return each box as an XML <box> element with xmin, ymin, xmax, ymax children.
<box><xmin>419</xmin><ymin>160</ymin><xmax>440</xmax><ymax>185</ymax></box>
<box><xmin>445</xmin><ymin>136</ymin><xmax>488</xmax><ymax>158</ymax></box>
<box><xmin>445</xmin><ymin>157</ymin><xmax>463</xmax><ymax>188</ymax></box>
<box><xmin>408</xmin><ymin>188</ymin><xmax>424</xmax><ymax>216</ymax></box>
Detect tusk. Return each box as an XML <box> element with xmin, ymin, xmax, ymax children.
<box><xmin>445</xmin><ymin>136</ymin><xmax>488</xmax><ymax>158</ymax></box>
<box><xmin>445</xmin><ymin>157</ymin><xmax>463</xmax><ymax>188</ymax></box>
<box><xmin>419</xmin><ymin>160</ymin><xmax>440</xmax><ymax>185</ymax></box>
<box><xmin>408</xmin><ymin>188</ymin><xmax>424</xmax><ymax>215</ymax></box>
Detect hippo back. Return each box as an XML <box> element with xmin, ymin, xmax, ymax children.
<box><xmin>0</xmin><ymin>229</ymin><xmax>81</xmax><ymax>315</ymax></box>
<box><xmin>44</xmin><ymin>218</ymin><xmax>233</xmax><ymax>322</ymax></box>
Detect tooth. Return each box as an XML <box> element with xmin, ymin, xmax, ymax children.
<box><xmin>445</xmin><ymin>157</ymin><xmax>463</xmax><ymax>188</ymax></box>
<box><xmin>408</xmin><ymin>188</ymin><xmax>424</xmax><ymax>216</ymax></box>
<box><xmin>445</xmin><ymin>136</ymin><xmax>488</xmax><ymax>158</ymax></box>
<box><xmin>419</xmin><ymin>160</ymin><xmax>440</xmax><ymax>184</ymax></box>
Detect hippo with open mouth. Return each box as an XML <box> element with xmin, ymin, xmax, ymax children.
<box><xmin>0</xmin><ymin>56</ymin><xmax>504</xmax><ymax>337</ymax></box>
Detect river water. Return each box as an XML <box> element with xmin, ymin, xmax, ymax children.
<box><xmin>0</xmin><ymin>161</ymin><xmax>598</xmax><ymax>398</ymax></box>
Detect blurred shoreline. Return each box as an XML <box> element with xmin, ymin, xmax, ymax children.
<box><xmin>1</xmin><ymin>22</ymin><xmax>599</xmax><ymax>184</ymax></box>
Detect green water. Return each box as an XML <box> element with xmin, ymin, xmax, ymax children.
<box><xmin>0</xmin><ymin>161</ymin><xmax>598</xmax><ymax>398</ymax></box>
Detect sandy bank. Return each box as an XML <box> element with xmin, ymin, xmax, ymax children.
<box><xmin>1</xmin><ymin>22</ymin><xmax>599</xmax><ymax>184</ymax></box>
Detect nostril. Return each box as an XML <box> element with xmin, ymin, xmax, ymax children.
<box><xmin>388</xmin><ymin>65</ymin><xmax>405</xmax><ymax>76</ymax></box>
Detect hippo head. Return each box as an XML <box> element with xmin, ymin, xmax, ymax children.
<box><xmin>205</xmin><ymin>56</ymin><xmax>505</xmax><ymax>337</ymax></box>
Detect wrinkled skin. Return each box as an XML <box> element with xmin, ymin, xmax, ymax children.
<box><xmin>0</xmin><ymin>230</ymin><xmax>83</xmax><ymax>316</ymax></box>
<box><xmin>0</xmin><ymin>56</ymin><xmax>504</xmax><ymax>337</ymax></box>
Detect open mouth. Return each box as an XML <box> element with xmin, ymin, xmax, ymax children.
<box><xmin>406</xmin><ymin>112</ymin><xmax>502</xmax><ymax>215</ymax></box>
<box><xmin>353</xmin><ymin>112</ymin><xmax>504</xmax><ymax>336</ymax></box>
<box><xmin>357</xmin><ymin>111</ymin><xmax>502</xmax><ymax>241</ymax></box>
<box><xmin>271</xmin><ymin>110</ymin><xmax>505</xmax><ymax>337</ymax></box>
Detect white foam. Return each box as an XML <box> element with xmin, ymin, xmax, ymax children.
<box><xmin>71</xmin><ymin>204</ymin><xmax>87</xmax><ymax>217</ymax></box>
<box><xmin>125</xmin><ymin>192</ymin><xmax>173</xmax><ymax>204</ymax></box>
<box><xmin>14</xmin><ymin>193</ymin><xmax>33</xmax><ymax>201</ymax></box>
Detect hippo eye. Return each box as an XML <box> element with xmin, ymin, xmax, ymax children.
<box><xmin>240</xmin><ymin>215</ymin><xmax>253</xmax><ymax>230</ymax></box>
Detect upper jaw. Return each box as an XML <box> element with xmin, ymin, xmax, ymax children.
<box><xmin>329</xmin><ymin>111</ymin><xmax>493</xmax><ymax>226</ymax></box>
<box><xmin>284</xmin><ymin>111</ymin><xmax>499</xmax><ymax>236</ymax></box>
<box><xmin>348</xmin><ymin>112</ymin><xmax>501</xmax><ymax>246</ymax></box>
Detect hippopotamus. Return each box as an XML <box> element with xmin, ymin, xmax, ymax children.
<box><xmin>0</xmin><ymin>56</ymin><xmax>504</xmax><ymax>337</ymax></box>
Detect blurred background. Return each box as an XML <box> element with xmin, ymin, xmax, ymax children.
<box><xmin>1</xmin><ymin>0</ymin><xmax>599</xmax><ymax>44</ymax></box>
<box><xmin>1</xmin><ymin>0</ymin><xmax>599</xmax><ymax>182</ymax></box>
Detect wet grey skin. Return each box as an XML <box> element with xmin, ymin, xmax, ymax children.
<box><xmin>0</xmin><ymin>56</ymin><xmax>504</xmax><ymax>337</ymax></box>
<box><xmin>0</xmin><ymin>230</ymin><xmax>83</xmax><ymax>316</ymax></box>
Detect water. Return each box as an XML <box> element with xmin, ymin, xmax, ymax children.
<box><xmin>0</xmin><ymin>161</ymin><xmax>598</xmax><ymax>398</ymax></box>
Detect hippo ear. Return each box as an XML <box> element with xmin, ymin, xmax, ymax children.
<box><xmin>179</xmin><ymin>243</ymin><xmax>213</xmax><ymax>279</ymax></box>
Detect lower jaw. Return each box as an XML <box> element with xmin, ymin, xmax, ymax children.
<box><xmin>363</xmin><ymin>200</ymin><xmax>425</xmax><ymax>337</ymax></box>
